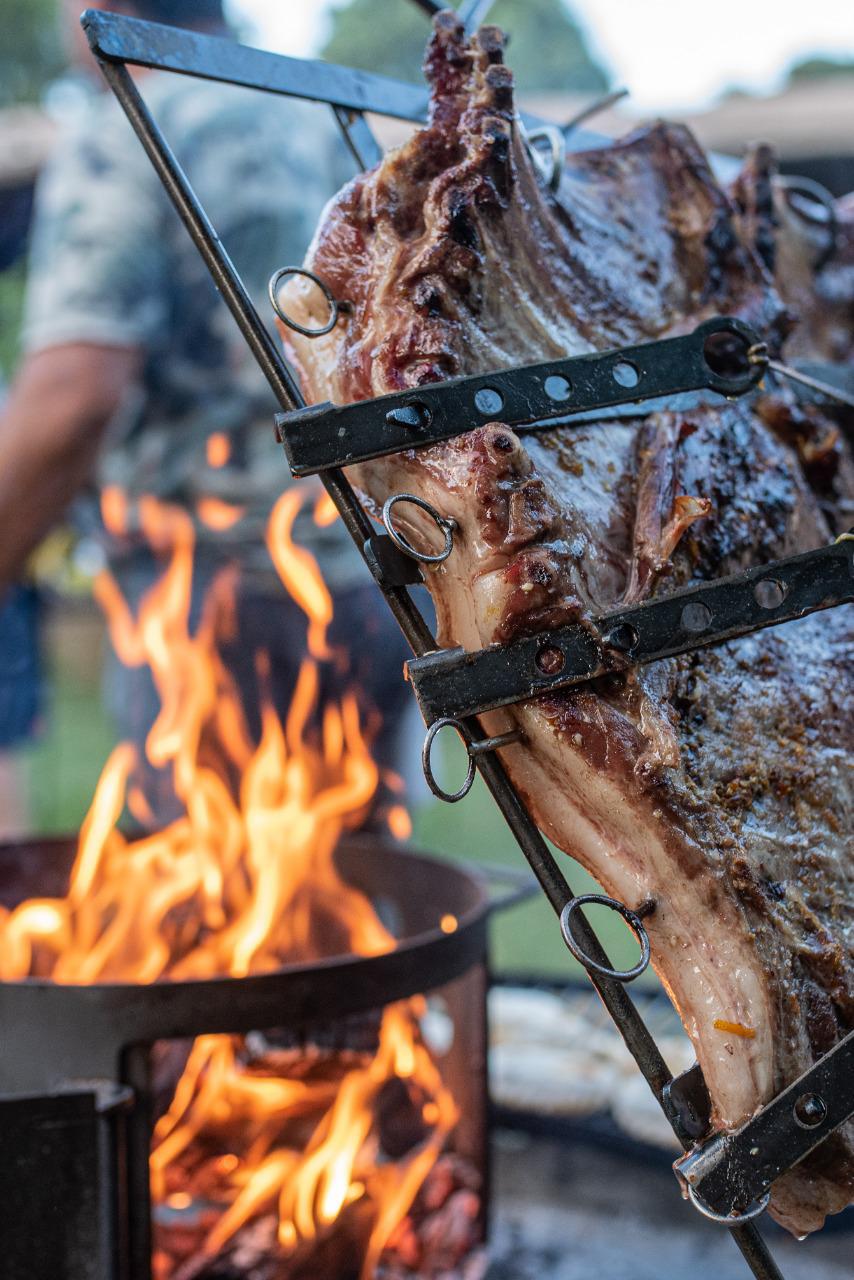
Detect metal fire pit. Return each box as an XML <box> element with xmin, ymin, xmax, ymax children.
<box><xmin>0</xmin><ymin>834</ymin><xmax>518</xmax><ymax>1280</ymax></box>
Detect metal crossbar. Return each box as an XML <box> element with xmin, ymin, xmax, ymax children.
<box><xmin>81</xmin><ymin>8</ymin><xmax>854</xmax><ymax>1277</ymax></box>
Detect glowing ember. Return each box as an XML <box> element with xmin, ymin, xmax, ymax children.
<box><xmin>0</xmin><ymin>486</ymin><xmax>466</xmax><ymax>1278</ymax></box>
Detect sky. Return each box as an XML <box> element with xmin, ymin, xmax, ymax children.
<box><xmin>228</xmin><ymin>0</ymin><xmax>854</xmax><ymax>112</ymax></box>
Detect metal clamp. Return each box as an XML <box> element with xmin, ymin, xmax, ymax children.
<box><xmin>421</xmin><ymin>717</ymin><xmax>523</xmax><ymax>802</ymax></box>
<box><xmin>675</xmin><ymin>1030</ymin><xmax>854</xmax><ymax>1222</ymax></box>
<box><xmin>559</xmin><ymin>894</ymin><xmax>651</xmax><ymax>983</ymax></box>
<box><xmin>406</xmin><ymin>537</ymin><xmax>854</xmax><ymax>725</ymax></box>
<box><xmin>275</xmin><ymin>317</ymin><xmax>765</xmax><ymax>477</ymax></box>
<box><xmin>382</xmin><ymin>493</ymin><xmax>458</xmax><ymax>565</ymax></box>
<box><xmin>268</xmin><ymin>266</ymin><xmax>346</xmax><ymax>338</ymax></box>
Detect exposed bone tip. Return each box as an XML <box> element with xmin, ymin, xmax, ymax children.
<box><xmin>476</xmin><ymin>24</ymin><xmax>506</xmax><ymax>64</ymax></box>
<box><xmin>484</xmin><ymin>63</ymin><xmax>515</xmax><ymax>111</ymax></box>
<box><xmin>432</xmin><ymin>8</ymin><xmax>465</xmax><ymax>37</ymax></box>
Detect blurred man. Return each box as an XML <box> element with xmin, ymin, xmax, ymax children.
<box><xmin>0</xmin><ymin>0</ymin><xmax>410</xmax><ymax>822</ymax></box>
<box><xmin>0</xmin><ymin>104</ymin><xmax>55</xmax><ymax>835</ymax></box>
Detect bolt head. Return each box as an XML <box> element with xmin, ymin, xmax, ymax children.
<box><xmin>793</xmin><ymin>1092</ymin><xmax>828</xmax><ymax>1129</ymax></box>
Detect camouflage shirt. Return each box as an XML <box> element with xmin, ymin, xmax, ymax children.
<box><xmin>22</xmin><ymin>71</ymin><xmax>364</xmax><ymax>589</ymax></box>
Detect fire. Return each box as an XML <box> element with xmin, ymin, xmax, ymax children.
<box><xmin>196</xmin><ymin>496</ymin><xmax>246</xmax><ymax>530</ymax></box>
<box><xmin>0</xmin><ymin>486</ymin><xmax>459</xmax><ymax>1277</ymax></box>
<box><xmin>206</xmin><ymin>432</ymin><xmax>231</xmax><ymax>468</ymax></box>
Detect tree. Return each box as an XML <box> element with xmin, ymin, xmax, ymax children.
<box><xmin>321</xmin><ymin>0</ymin><xmax>610</xmax><ymax>94</ymax></box>
<box><xmin>0</xmin><ymin>0</ymin><xmax>63</xmax><ymax>109</ymax></box>
<box><xmin>786</xmin><ymin>55</ymin><xmax>854</xmax><ymax>86</ymax></box>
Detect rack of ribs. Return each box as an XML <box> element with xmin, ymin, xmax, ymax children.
<box><xmin>278</xmin><ymin>11</ymin><xmax>853</xmax><ymax>1237</ymax></box>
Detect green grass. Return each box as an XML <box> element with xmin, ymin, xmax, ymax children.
<box><xmin>0</xmin><ymin>265</ymin><xmax>26</xmax><ymax>380</ymax></box>
<box><xmin>19</xmin><ymin>608</ymin><xmax>115</xmax><ymax>834</ymax></box>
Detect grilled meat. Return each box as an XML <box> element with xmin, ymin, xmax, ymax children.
<box><xmin>279</xmin><ymin>12</ymin><xmax>854</xmax><ymax>1234</ymax></box>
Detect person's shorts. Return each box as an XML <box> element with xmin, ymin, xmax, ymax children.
<box><xmin>0</xmin><ymin>585</ymin><xmax>43</xmax><ymax>749</ymax></box>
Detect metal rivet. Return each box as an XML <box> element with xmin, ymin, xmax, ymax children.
<box><xmin>535</xmin><ymin>645</ymin><xmax>565</xmax><ymax>676</ymax></box>
<box><xmin>702</xmin><ymin>329</ymin><xmax>752</xmax><ymax>380</ymax></box>
<box><xmin>604</xmin><ymin>622</ymin><xmax>639</xmax><ymax>653</ymax></box>
<box><xmin>793</xmin><ymin>1092</ymin><xmax>828</xmax><ymax>1129</ymax></box>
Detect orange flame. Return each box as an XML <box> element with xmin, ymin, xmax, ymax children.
<box><xmin>101</xmin><ymin>484</ymin><xmax>129</xmax><ymax>537</ymax></box>
<box><xmin>267</xmin><ymin>489</ymin><xmax>333</xmax><ymax>659</ymax></box>
<box><xmin>313</xmin><ymin>490</ymin><xmax>339</xmax><ymax>528</ymax></box>
<box><xmin>197</xmin><ymin>497</ymin><xmax>246</xmax><ymax>531</ymax></box>
<box><xmin>206</xmin><ymin>432</ymin><xmax>231</xmax><ymax>468</ymax></box>
<box><xmin>0</xmin><ymin>489</ymin><xmax>445</xmax><ymax>1275</ymax></box>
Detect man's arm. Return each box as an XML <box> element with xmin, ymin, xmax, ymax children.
<box><xmin>0</xmin><ymin>343</ymin><xmax>140</xmax><ymax>591</ymax></box>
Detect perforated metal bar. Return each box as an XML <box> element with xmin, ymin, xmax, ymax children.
<box><xmin>275</xmin><ymin>317</ymin><xmax>764</xmax><ymax>476</ymax></box>
<box><xmin>408</xmin><ymin>539</ymin><xmax>854</xmax><ymax>724</ymax></box>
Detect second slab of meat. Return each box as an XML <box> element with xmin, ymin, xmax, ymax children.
<box><xmin>280</xmin><ymin>13</ymin><xmax>853</xmax><ymax>1235</ymax></box>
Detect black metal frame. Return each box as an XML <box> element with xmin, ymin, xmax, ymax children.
<box><xmin>274</xmin><ymin>317</ymin><xmax>765</xmax><ymax>475</ymax></box>
<box><xmin>79</xmin><ymin>9</ymin><xmax>854</xmax><ymax>1279</ymax></box>
<box><xmin>408</xmin><ymin>537</ymin><xmax>854</xmax><ymax>724</ymax></box>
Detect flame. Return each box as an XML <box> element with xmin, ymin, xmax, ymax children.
<box><xmin>313</xmin><ymin>490</ymin><xmax>339</xmax><ymax>528</ymax></box>
<box><xmin>197</xmin><ymin>497</ymin><xmax>246</xmax><ymax>531</ymax></box>
<box><xmin>387</xmin><ymin>804</ymin><xmax>413</xmax><ymax>841</ymax></box>
<box><xmin>267</xmin><ymin>489</ymin><xmax>333</xmax><ymax>659</ymax></box>
<box><xmin>0</xmin><ymin>487</ymin><xmax>454</xmax><ymax>1275</ymax></box>
<box><xmin>101</xmin><ymin>484</ymin><xmax>129</xmax><ymax>536</ymax></box>
<box><xmin>206</xmin><ymin>433</ymin><xmax>231</xmax><ymax>468</ymax></box>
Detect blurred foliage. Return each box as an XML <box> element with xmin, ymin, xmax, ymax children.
<box><xmin>0</xmin><ymin>265</ymin><xmax>26</xmax><ymax>380</ymax></box>
<box><xmin>787</xmin><ymin>55</ymin><xmax>854</xmax><ymax>85</ymax></box>
<box><xmin>321</xmin><ymin>0</ymin><xmax>609</xmax><ymax>94</ymax></box>
<box><xmin>0</xmin><ymin>0</ymin><xmax>63</xmax><ymax>109</ymax></box>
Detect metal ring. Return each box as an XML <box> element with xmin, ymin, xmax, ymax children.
<box><xmin>559</xmin><ymin>894</ymin><xmax>651</xmax><ymax>983</ymax></box>
<box><xmin>421</xmin><ymin>718</ymin><xmax>522</xmax><ymax>804</ymax></box>
<box><xmin>687</xmin><ymin>1183</ymin><xmax>771</xmax><ymax>1225</ymax></box>
<box><xmin>422</xmin><ymin>719</ymin><xmax>476</xmax><ymax>803</ymax></box>
<box><xmin>524</xmin><ymin>125</ymin><xmax>564</xmax><ymax>193</ymax></box>
<box><xmin>268</xmin><ymin>266</ymin><xmax>342</xmax><ymax>338</ymax></box>
<box><xmin>777</xmin><ymin>175</ymin><xmax>838</xmax><ymax>273</ymax></box>
<box><xmin>382</xmin><ymin>494</ymin><xmax>457</xmax><ymax>566</ymax></box>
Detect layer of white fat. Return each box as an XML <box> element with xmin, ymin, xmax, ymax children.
<box><xmin>498</xmin><ymin>716</ymin><xmax>774</xmax><ymax>1130</ymax></box>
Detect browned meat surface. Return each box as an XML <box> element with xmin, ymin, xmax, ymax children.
<box><xmin>279</xmin><ymin>13</ymin><xmax>854</xmax><ymax>1235</ymax></box>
